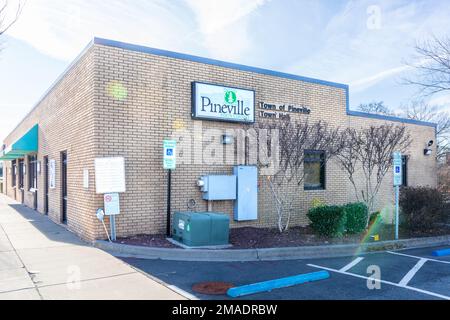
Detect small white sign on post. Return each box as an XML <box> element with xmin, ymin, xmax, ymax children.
<box><xmin>393</xmin><ymin>151</ymin><xmax>402</xmax><ymax>240</ymax></box>
<box><xmin>49</xmin><ymin>159</ymin><xmax>56</xmax><ymax>189</ymax></box>
<box><xmin>95</xmin><ymin>157</ymin><xmax>126</xmax><ymax>194</ymax></box>
<box><xmin>163</xmin><ymin>140</ymin><xmax>177</xmax><ymax>170</ymax></box>
<box><xmin>104</xmin><ymin>193</ymin><xmax>120</xmax><ymax>216</ymax></box>
<box><xmin>393</xmin><ymin>152</ymin><xmax>403</xmax><ymax>186</ymax></box>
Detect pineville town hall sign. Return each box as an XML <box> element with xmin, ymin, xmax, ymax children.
<box><xmin>258</xmin><ymin>102</ymin><xmax>311</xmax><ymax>120</ymax></box>
<box><xmin>192</xmin><ymin>82</ymin><xmax>311</xmax><ymax>123</ymax></box>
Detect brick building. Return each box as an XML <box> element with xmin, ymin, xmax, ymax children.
<box><xmin>1</xmin><ymin>38</ymin><xmax>438</xmax><ymax>242</ymax></box>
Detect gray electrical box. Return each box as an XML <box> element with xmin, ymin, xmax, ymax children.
<box><xmin>199</xmin><ymin>175</ymin><xmax>237</xmax><ymax>200</ymax></box>
<box><xmin>233</xmin><ymin>166</ymin><xmax>258</xmax><ymax>221</ymax></box>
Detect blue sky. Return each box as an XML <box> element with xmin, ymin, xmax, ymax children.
<box><xmin>1</xmin><ymin>0</ymin><xmax>450</xmax><ymax>141</ymax></box>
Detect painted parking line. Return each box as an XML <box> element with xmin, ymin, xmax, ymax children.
<box><xmin>307</xmin><ymin>263</ymin><xmax>450</xmax><ymax>300</ymax></box>
<box><xmin>398</xmin><ymin>258</ymin><xmax>428</xmax><ymax>287</ymax></box>
<box><xmin>387</xmin><ymin>251</ymin><xmax>450</xmax><ymax>265</ymax></box>
<box><xmin>339</xmin><ymin>257</ymin><xmax>364</xmax><ymax>272</ymax></box>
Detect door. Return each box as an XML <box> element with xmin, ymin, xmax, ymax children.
<box><xmin>12</xmin><ymin>160</ymin><xmax>16</xmax><ymax>200</ymax></box>
<box><xmin>18</xmin><ymin>159</ymin><xmax>24</xmax><ymax>204</ymax></box>
<box><xmin>44</xmin><ymin>156</ymin><xmax>49</xmax><ymax>215</ymax></box>
<box><xmin>61</xmin><ymin>152</ymin><xmax>67</xmax><ymax>224</ymax></box>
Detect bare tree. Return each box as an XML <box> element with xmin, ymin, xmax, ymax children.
<box><xmin>403</xmin><ymin>36</ymin><xmax>450</xmax><ymax>97</ymax></box>
<box><xmin>0</xmin><ymin>0</ymin><xmax>24</xmax><ymax>38</ymax></box>
<box><xmin>400</xmin><ymin>100</ymin><xmax>450</xmax><ymax>160</ymax></box>
<box><xmin>336</xmin><ymin>124</ymin><xmax>411</xmax><ymax>218</ymax></box>
<box><xmin>255</xmin><ymin>118</ymin><xmax>345</xmax><ymax>233</ymax></box>
<box><xmin>357</xmin><ymin>99</ymin><xmax>449</xmax><ymax>160</ymax></box>
<box><xmin>358</xmin><ymin>101</ymin><xmax>394</xmax><ymax>116</ymax></box>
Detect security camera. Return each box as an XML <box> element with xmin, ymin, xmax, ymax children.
<box><xmin>428</xmin><ymin>140</ymin><xmax>434</xmax><ymax>147</ymax></box>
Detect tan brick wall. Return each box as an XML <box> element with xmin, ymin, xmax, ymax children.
<box><xmin>2</xmin><ymin>41</ymin><xmax>438</xmax><ymax>241</ymax></box>
<box><xmin>2</xmin><ymin>47</ymin><xmax>97</xmax><ymax>241</ymax></box>
<box><xmin>91</xmin><ymin>44</ymin><xmax>437</xmax><ymax>239</ymax></box>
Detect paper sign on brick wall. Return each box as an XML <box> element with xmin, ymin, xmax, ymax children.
<box><xmin>95</xmin><ymin>157</ymin><xmax>126</xmax><ymax>194</ymax></box>
<box><xmin>49</xmin><ymin>159</ymin><xmax>56</xmax><ymax>189</ymax></box>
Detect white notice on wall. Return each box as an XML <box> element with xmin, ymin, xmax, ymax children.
<box><xmin>83</xmin><ymin>169</ymin><xmax>89</xmax><ymax>189</ymax></box>
<box><xmin>49</xmin><ymin>159</ymin><xmax>56</xmax><ymax>189</ymax></box>
<box><xmin>95</xmin><ymin>157</ymin><xmax>126</xmax><ymax>194</ymax></box>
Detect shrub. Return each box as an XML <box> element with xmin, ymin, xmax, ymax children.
<box><xmin>399</xmin><ymin>187</ymin><xmax>447</xmax><ymax>231</ymax></box>
<box><xmin>307</xmin><ymin>205</ymin><xmax>347</xmax><ymax>237</ymax></box>
<box><xmin>344</xmin><ymin>203</ymin><xmax>369</xmax><ymax>234</ymax></box>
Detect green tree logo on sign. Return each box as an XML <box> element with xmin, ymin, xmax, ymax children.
<box><xmin>225</xmin><ymin>91</ymin><xmax>237</xmax><ymax>104</ymax></box>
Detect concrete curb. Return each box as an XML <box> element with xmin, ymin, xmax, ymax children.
<box><xmin>93</xmin><ymin>235</ymin><xmax>450</xmax><ymax>262</ymax></box>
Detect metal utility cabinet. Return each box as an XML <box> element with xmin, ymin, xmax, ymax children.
<box><xmin>173</xmin><ymin>212</ymin><xmax>230</xmax><ymax>247</ymax></box>
<box><xmin>233</xmin><ymin>166</ymin><xmax>258</xmax><ymax>221</ymax></box>
<box><xmin>198</xmin><ymin>175</ymin><xmax>237</xmax><ymax>201</ymax></box>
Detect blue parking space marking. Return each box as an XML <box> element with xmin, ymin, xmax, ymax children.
<box><xmin>227</xmin><ymin>271</ymin><xmax>330</xmax><ymax>298</ymax></box>
<box><xmin>432</xmin><ymin>248</ymin><xmax>450</xmax><ymax>257</ymax></box>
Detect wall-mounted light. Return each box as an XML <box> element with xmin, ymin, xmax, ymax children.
<box><xmin>222</xmin><ymin>134</ymin><xmax>234</xmax><ymax>145</ymax></box>
<box><xmin>424</xmin><ymin>140</ymin><xmax>434</xmax><ymax>156</ymax></box>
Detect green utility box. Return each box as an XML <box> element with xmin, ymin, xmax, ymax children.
<box><xmin>173</xmin><ymin>212</ymin><xmax>230</xmax><ymax>247</ymax></box>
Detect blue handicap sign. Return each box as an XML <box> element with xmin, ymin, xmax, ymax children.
<box><xmin>395</xmin><ymin>166</ymin><xmax>401</xmax><ymax>174</ymax></box>
<box><xmin>166</xmin><ymin>149</ymin><xmax>174</xmax><ymax>156</ymax></box>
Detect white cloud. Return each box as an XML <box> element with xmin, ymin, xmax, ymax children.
<box><xmin>428</xmin><ymin>94</ymin><xmax>450</xmax><ymax>110</ymax></box>
<box><xmin>184</xmin><ymin>0</ymin><xmax>269</xmax><ymax>61</ymax></box>
<box><xmin>185</xmin><ymin>0</ymin><xmax>268</xmax><ymax>35</ymax></box>
<box><xmin>285</xmin><ymin>0</ymin><xmax>450</xmax><ymax>92</ymax></box>
<box><xmin>6</xmin><ymin>0</ymin><xmax>195</xmax><ymax>61</ymax></box>
<box><xmin>350</xmin><ymin>65</ymin><xmax>410</xmax><ymax>92</ymax></box>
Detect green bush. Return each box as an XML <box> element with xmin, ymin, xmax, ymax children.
<box><xmin>307</xmin><ymin>205</ymin><xmax>347</xmax><ymax>237</ymax></box>
<box><xmin>344</xmin><ymin>203</ymin><xmax>369</xmax><ymax>234</ymax></box>
<box><xmin>400</xmin><ymin>187</ymin><xmax>447</xmax><ymax>231</ymax></box>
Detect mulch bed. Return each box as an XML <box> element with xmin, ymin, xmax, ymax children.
<box><xmin>116</xmin><ymin>224</ymin><xmax>450</xmax><ymax>250</ymax></box>
<box><xmin>117</xmin><ymin>234</ymin><xmax>177</xmax><ymax>248</ymax></box>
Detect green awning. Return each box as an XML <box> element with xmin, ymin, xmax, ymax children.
<box><xmin>0</xmin><ymin>125</ymin><xmax>39</xmax><ymax>161</ymax></box>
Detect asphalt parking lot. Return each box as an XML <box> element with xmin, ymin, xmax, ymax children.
<box><xmin>121</xmin><ymin>246</ymin><xmax>450</xmax><ymax>300</ymax></box>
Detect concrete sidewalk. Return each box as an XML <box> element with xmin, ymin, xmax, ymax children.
<box><xmin>0</xmin><ymin>194</ymin><xmax>186</xmax><ymax>300</ymax></box>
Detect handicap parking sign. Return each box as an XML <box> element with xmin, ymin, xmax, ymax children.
<box><xmin>393</xmin><ymin>152</ymin><xmax>402</xmax><ymax>186</ymax></box>
<box><xmin>163</xmin><ymin>140</ymin><xmax>177</xmax><ymax>170</ymax></box>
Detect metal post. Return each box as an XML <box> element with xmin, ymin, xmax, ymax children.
<box><xmin>166</xmin><ymin>169</ymin><xmax>172</xmax><ymax>237</ymax></box>
<box><xmin>110</xmin><ymin>215</ymin><xmax>116</xmax><ymax>241</ymax></box>
<box><xmin>395</xmin><ymin>186</ymin><xmax>399</xmax><ymax>240</ymax></box>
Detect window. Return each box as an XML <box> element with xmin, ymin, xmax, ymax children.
<box><xmin>18</xmin><ymin>159</ymin><xmax>24</xmax><ymax>189</ymax></box>
<box><xmin>402</xmin><ymin>155</ymin><xmax>408</xmax><ymax>187</ymax></box>
<box><xmin>28</xmin><ymin>155</ymin><xmax>38</xmax><ymax>190</ymax></box>
<box><xmin>12</xmin><ymin>160</ymin><xmax>17</xmax><ymax>187</ymax></box>
<box><xmin>0</xmin><ymin>162</ymin><xmax>3</xmax><ymax>178</ymax></box>
<box><xmin>304</xmin><ymin>150</ymin><xmax>326</xmax><ymax>190</ymax></box>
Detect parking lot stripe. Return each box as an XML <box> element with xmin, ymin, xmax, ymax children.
<box><xmin>398</xmin><ymin>258</ymin><xmax>427</xmax><ymax>287</ymax></box>
<box><xmin>339</xmin><ymin>257</ymin><xmax>364</xmax><ymax>272</ymax></box>
<box><xmin>387</xmin><ymin>251</ymin><xmax>450</xmax><ymax>265</ymax></box>
<box><xmin>307</xmin><ymin>264</ymin><xmax>450</xmax><ymax>300</ymax></box>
